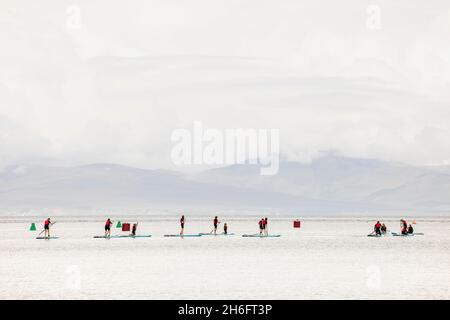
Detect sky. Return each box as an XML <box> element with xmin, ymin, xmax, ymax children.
<box><xmin>0</xmin><ymin>0</ymin><xmax>450</xmax><ymax>171</ymax></box>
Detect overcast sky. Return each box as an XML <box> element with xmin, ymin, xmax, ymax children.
<box><xmin>0</xmin><ymin>0</ymin><xmax>449</xmax><ymax>171</ymax></box>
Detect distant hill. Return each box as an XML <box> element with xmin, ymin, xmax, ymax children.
<box><xmin>0</xmin><ymin>155</ymin><xmax>449</xmax><ymax>214</ymax></box>
<box><xmin>191</xmin><ymin>155</ymin><xmax>450</xmax><ymax>212</ymax></box>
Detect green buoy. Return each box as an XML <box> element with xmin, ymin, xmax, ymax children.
<box><xmin>116</xmin><ymin>221</ymin><xmax>122</xmax><ymax>228</ymax></box>
<box><xmin>30</xmin><ymin>223</ymin><xmax>37</xmax><ymax>231</ymax></box>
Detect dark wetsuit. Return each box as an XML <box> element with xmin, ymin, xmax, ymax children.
<box><xmin>401</xmin><ymin>221</ymin><xmax>408</xmax><ymax>235</ymax></box>
<box><xmin>105</xmin><ymin>219</ymin><xmax>111</xmax><ymax>231</ymax></box>
<box><xmin>374</xmin><ymin>223</ymin><xmax>381</xmax><ymax>236</ymax></box>
<box><xmin>180</xmin><ymin>217</ymin><xmax>185</xmax><ymax>229</ymax></box>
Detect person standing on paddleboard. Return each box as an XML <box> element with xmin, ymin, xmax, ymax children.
<box><xmin>44</xmin><ymin>218</ymin><xmax>52</xmax><ymax>238</ymax></box>
<box><xmin>264</xmin><ymin>217</ymin><xmax>268</xmax><ymax>235</ymax></box>
<box><xmin>211</xmin><ymin>216</ymin><xmax>220</xmax><ymax>234</ymax></box>
<box><xmin>381</xmin><ymin>223</ymin><xmax>387</xmax><ymax>234</ymax></box>
<box><xmin>132</xmin><ymin>223</ymin><xmax>138</xmax><ymax>236</ymax></box>
<box><xmin>105</xmin><ymin>218</ymin><xmax>112</xmax><ymax>237</ymax></box>
<box><xmin>258</xmin><ymin>219</ymin><xmax>264</xmax><ymax>235</ymax></box>
<box><xmin>223</xmin><ymin>223</ymin><xmax>228</xmax><ymax>235</ymax></box>
<box><xmin>180</xmin><ymin>215</ymin><xmax>185</xmax><ymax>235</ymax></box>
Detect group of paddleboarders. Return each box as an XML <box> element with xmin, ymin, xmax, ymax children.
<box><xmin>41</xmin><ymin>216</ymin><xmax>273</xmax><ymax>238</ymax></box>
<box><xmin>180</xmin><ymin>215</ymin><xmax>229</xmax><ymax>235</ymax></box>
<box><xmin>38</xmin><ymin>216</ymin><xmax>236</xmax><ymax>238</ymax></box>
<box><xmin>258</xmin><ymin>218</ymin><xmax>269</xmax><ymax>235</ymax></box>
<box><xmin>39</xmin><ymin>216</ymin><xmax>419</xmax><ymax>239</ymax></box>
<box><xmin>104</xmin><ymin>218</ymin><xmax>138</xmax><ymax>237</ymax></box>
<box><xmin>373</xmin><ymin>221</ymin><xmax>388</xmax><ymax>236</ymax></box>
<box><xmin>400</xmin><ymin>219</ymin><xmax>414</xmax><ymax>235</ymax></box>
<box><xmin>373</xmin><ymin>219</ymin><xmax>414</xmax><ymax>236</ymax></box>
<box><xmin>210</xmin><ymin>216</ymin><xmax>226</xmax><ymax>235</ymax></box>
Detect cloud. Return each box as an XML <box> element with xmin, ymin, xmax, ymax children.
<box><xmin>0</xmin><ymin>115</ymin><xmax>52</xmax><ymax>169</ymax></box>
<box><xmin>0</xmin><ymin>0</ymin><xmax>449</xmax><ymax>170</ymax></box>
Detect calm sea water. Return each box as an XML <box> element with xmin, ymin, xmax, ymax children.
<box><xmin>1</xmin><ymin>216</ymin><xmax>449</xmax><ymax>299</ymax></box>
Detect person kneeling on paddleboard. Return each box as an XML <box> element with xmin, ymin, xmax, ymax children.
<box><xmin>105</xmin><ymin>218</ymin><xmax>112</xmax><ymax>237</ymax></box>
<box><xmin>374</xmin><ymin>221</ymin><xmax>382</xmax><ymax>236</ymax></box>
<box><xmin>401</xmin><ymin>219</ymin><xmax>408</xmax><ymax>235</ymax></box>
<box><xmin>407</xmin><ymin>224</ymin><xmax>414</xmax><ymax>234</ymax></box>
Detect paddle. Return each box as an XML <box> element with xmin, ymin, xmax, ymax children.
<box><xmin>209</xmin><ymin>221</ymin><xmax>221</xmax><ymax>234</ymax></box>
<box><xmin>38</xmin><ymin>222</ymin><xmax>56</xmax><ymax>236</ymax></box>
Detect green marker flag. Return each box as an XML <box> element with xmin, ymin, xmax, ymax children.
<box><xmin>116</xmin><ymin>221</ymin><xmax>122</xmax><ymax>228</ymax></box>
<box><xmin>30</xmin><ymin>223</ymin><xmax>37</xmax><ymax>231</ymax></box>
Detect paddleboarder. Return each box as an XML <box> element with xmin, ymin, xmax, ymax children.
<box><xmin>211</xmin><ymin>216</ymin><xmax>220</xmax><ymax>234</ymax></box>
<box><xmin>258</xmin><ymin>219</ymin><xmax>264</xmax><ymax>234</ymax></box>
<box><xmin>374</xmin><ymin>221</ymin><xmax>382</xmax><ymax>236</ymax></box>
<box><xmin>180</xmin><ymin>215</ymin><xmax>185</xmax><ymax>235</ymax></box>
<box><xmin>407</xmin><ymin>224</ymin><xmax>414</xmax><ymax>234</ymax></box>
<box><xmin>104</xmin><ymin>218</ymin><xmax>112</xmax><ymax>237</ymax></box>
<box><xmin>43</xmin><ymin>218</ymin><xmax>52</xmax><ymax>238</ymax></box>
<box><xmin>400</xmin><ymin>219</ymin><xmax>408</xmax><ymax>235</ymax></box>
<box><xmin>131</xmin><ymin>223</ymin><xmax>138</xmax><ymax>236</ymax></box>
<box><xmin>264</xmin><ymin>217</ymin><xmax>268</xmax><ymax>235</ymax></box>
<box><xmin>223</xmin><ymin>223</ymin><xmax>228</xmax><ymax>235</ymax></box>
<box><xmin>381</xmin><ymin>223</ymin><xmax>387</xmax><ymax>234</ymax></box>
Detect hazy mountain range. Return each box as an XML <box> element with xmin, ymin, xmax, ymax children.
<box><xmin>0</xmin><ymin>155</ymin><xmax>449</xmax><ymax>214</ymax></box>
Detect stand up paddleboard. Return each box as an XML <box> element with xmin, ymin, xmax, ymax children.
<box><xmin>367</xmin><ymin>233</ymin><xmax>390</xmax><ymax>237</ymax></box>
<box><xmin>242</xmin><ymin>234</ymin><xmax>281</xmax><ymax>238</ymax></box>
<box><xmin>93</xmin><ymin>235</ymin><xmax>152</xmax><ymax>239</ymax></box>
<box><xmin>164</xmin><ymin>234</ymin><xmax>202</xmax><ymax>237</ymax></box>
<box><xmin>36</xmin><ymin>236</ymin><xmax>59</xmax><ymax>240</ymax></box>
<box><xmin>391</xmin><ymin>232</ymin><xmax>424</xmax><ymax>237</ymax></box>
<box><xmin>198</xmin><ymin>233</ymin><xmax>235</xmax><ymax>236</ymax></box>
